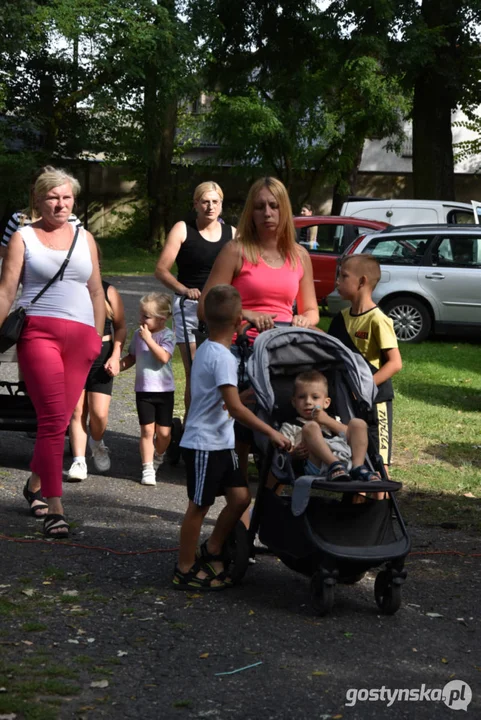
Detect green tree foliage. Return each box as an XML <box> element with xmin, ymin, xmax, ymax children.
<box><xmin>190</xmin><ymin>0</ymin><xmax>408</xmax><ymax>207</ymax></box>
<box><xmin>1</xmin><ymin>0</ymin><xmax>199</xmax><ymax>247</ymax></box>
<box><xmin>332</xmin><ymin>0</ymin><xmax>481</xmax><ymax>200</ymax></box>
<box><xmin>400</xmin><ymin>0</ymin><xmax>481</xmax><ymax>199</ymax></box>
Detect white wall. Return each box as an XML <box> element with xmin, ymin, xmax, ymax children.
<box><xmin>360</xmin><ymin>108</ymin><xmax>481</xmax><ymax>174</ymax></box>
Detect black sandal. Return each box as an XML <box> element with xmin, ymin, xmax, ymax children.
<box><xmin>23</xmin><ymin>479</ymin><xmax>48</xmax><ymax>518</ymax></box>
<box><xmin>326</xmin><ymin>461</ymin><xmax>350</xmax><ymax>482</ymax></box>
<box><xmin>172</xmin><ymin>560</ymin><xmax>230</xmax><ymax>591</ymax></box>
<box><xmin>43</xmin><ymin>514</ymin><xmax>69</xmax><ymax>539</ymax></box>
<box><xmin>350</xmin><ymin>465</ymin><xmax>381</xmax><ymax>483</ymax></box>
<box><xmin>196</xmin><ymin>540</ymin><xmax>233</xmax><ymax>586</ymax></box>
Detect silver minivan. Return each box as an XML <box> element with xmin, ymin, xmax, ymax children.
<box><xmin>327</xmin><ymin>225</ymin><xmax>481</xmax><ymax>343</ymax></box>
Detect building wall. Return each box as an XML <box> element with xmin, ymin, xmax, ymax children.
<box><xmin>69</xmin><ymin>161</ymin><xmax>481</xmax><ymax>238</ymax></box>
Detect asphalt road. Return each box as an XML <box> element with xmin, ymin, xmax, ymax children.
<box><xmin>0</xmin><ymin>275</ymin><xmax>479</xmax><ymax>719</ymax></box>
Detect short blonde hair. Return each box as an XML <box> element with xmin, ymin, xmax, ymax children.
<box><xmin>140</xmin><ymin>292</ymin><xmax>172</xmax><ymax>318</ymax></box>
<box><xmin>341</xmin><ymin>254</ymin><xmax>381</xmax><ymax>289</ymax></box>
<box><xmin>235</xmin><ymin>177</ymin><xmax>299</xmax><ymax>267</ymax></box>
<box><xmin>294</xmin><ymin>370</ymin><xmax>329</xmax><ymax>396</ymax></box>
<box><xmin>193</xmin><ymin>181</ymin><xmax>224</xmax><ymax>204</ymax></box>
<box><xmin>33</xmin><ymin>168</ymin><xmax>81</xmax><ymax>208</ymax></box>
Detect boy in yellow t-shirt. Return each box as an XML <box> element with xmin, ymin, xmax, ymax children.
<box><xmin>329</xmin><ymin>255</ymin><xmax>402</xmax><ymax>475</ymax></box>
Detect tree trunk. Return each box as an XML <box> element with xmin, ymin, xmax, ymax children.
<box><xmin>331</xmin><ymin>144</ymin><xmax>364</xmax><ymax>215</ymax></box>
<box><xmin>412</xmin><ymin>82</ymin><xmax>455</xmax><ymax>199</ymax></box>
<box><xmin>144</xmin><ymin>62</ymin><xmax>178</xmax><ymax>250</ymax></box>
<box><xmin>412</xmin><ymin>0</ymin><xmax>461</xmax><ymax>199</ymax></box>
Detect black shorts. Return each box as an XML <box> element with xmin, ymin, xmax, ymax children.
<box><xmin>182</xmin><ymin>448</ymin><xmax>247</xmax><ymax>507</ymax></box>
<box><xmin>136</xmin><ymin>391</ymin><xmax>174</xmax><ymax>427</ymax></box>
<box><xmin>85</xmin><ymin>340</ymin><xmax>114</xmax><ymax>395</ymax></box>
<box><xmin>369</xmin><ymin>400</ymin><xmax>393</xmax><ymax>466</ymax></box>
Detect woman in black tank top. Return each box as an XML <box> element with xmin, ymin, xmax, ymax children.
<box><xmin>155</xmin><ymin>182</ymin><xmax>236</xmax><ymax>414</ymax></box>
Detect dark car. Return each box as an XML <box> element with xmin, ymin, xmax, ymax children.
<box><xmin>293</xmin><ymin>215</ymin><xmax>389</xmax><ymax>304</ymax></box>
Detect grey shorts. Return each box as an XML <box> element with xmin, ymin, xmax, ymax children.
<box><xmin>173</xmin><ymin>296</ymin><xmax>198</xmax><ymax>344</ymax></box>
<box><xmin>305</xmin><ymin>432</ymin><xmax>352</xmax><ymax>476</ymax></box>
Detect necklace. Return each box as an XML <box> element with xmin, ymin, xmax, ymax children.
<box><xmin>260</xmin><ymin>250</ymin><xmax>283</xmax><ymax>266</ymax></box>
<box><xmin>36</xmin><ymin>226</ymin><xmax>71</xmax><ymax>251</ymax></box>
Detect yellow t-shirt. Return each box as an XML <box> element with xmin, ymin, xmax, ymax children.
<box><xmin>341</xmin><ymin>306</ymin><xmax>398</xmax><ymax>370</ymax></box>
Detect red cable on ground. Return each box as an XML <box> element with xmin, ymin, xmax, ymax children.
<box><xmin>0</xmin><ymin>533</ymin><xmax>179</xmax><ymax>554</ymax></box>
<box><xmin>0</xmin><ymin>533</ymin><xmax>480</xmax><ymax>557</ymax></box>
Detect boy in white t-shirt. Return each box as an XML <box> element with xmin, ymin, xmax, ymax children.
<box><xmin>173</xmin><ymin>284</ymin><xmax>290</xmax><ymax>591</ymax></box>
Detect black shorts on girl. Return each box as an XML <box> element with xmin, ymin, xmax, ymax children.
<box><xmin>136</xmin><ymin>391</ymin><xmax>174</xmax><ymax>426</ymax></box>
<box><xmin>85</xmin><ymin>340</ymin><xmax>114</xmax><ymax>395</ymax></box>
<box><xmin>182</xmin><ymin>448</ymin><xmax>247</xmax><ymax>507</ymax></box>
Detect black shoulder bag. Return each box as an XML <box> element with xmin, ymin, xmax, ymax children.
<box><xmin>0</xmin><ymin>227</ymin><xmax>80</xmax><ymax>353</ymax></box>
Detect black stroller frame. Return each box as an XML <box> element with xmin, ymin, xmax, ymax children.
<box><xmin>231</xmin><ymin>327</ymin><xmax>411</xmax><ymax>616</ymax></box>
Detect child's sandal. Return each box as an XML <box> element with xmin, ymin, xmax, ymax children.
<box><xmin>196</xmin><ymin>541</ymin><xmax>233</xmax><ymax>587</ymax></box>
<box><xmin>326</xmin><ymin>461</ymin><xmax>350</xmax><ymax>482</ymax></box>
<box><xmin>350</xmin><ymin>465</ymin><xmax>381</xmax><ymax>483</ymax></box>
<box><xmin>196</xmin><ymin>539</ymin><xmax>226</xmax><ymax>564</ymax></box>
<box><xmin>172</xmin><ymin>561</ymin><xmax>230</xmax><ymax>591</ymax></box>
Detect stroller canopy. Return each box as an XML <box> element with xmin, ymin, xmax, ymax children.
<box><xmin>247</xmin><ymin>328</ymin><xmax>377</xmax><ymax>416</ymax></box>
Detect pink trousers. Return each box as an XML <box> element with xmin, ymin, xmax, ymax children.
<box><xmin>17</xmin><ymin>317</ymin><xmax>101</xmax><ymax>498</ymax></box>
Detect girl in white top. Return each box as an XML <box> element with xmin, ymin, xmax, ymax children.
<box><xmin>119</xmin><ymin>293</ymin><xmax>176</xmax><ymax>486</ymax></box>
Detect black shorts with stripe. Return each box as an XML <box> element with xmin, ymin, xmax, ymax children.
<box><xmin>182</xmin><ymin>448</ymin><xmax>247</xmax><ymax>507</ymax></box>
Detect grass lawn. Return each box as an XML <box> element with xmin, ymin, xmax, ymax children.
<box><xmin>170</xmin><ymin>317</ymin><xmax>481</xmax><ymax>531</ymax></box>
<box><xmin>99</xmin><ymin>237</ymin><xmax>159</xmax><ymax>275</ymax></box>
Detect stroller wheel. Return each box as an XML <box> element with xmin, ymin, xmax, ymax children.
<box><xmin>310</xmin><ymin>571</ymin><xmax>335</xmax><ymax>616</ymax></box>
<box><xmin>374</xmin><ymin>570</ymin><xmax>402</xmax><ymax>615</ymax></box>
<box><xmin>224</xmin><ymin>521</ymin><xmax>250</xmax><ymax>585</ymax></box>
<box><xmin>166</xmin><ymin>417</ymin><xmax>183</xmax><ymax>465</ymax></box>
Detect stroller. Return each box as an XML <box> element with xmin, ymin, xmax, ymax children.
<box><xmin>228</xmin><ymin>327</ymin><xmax>411</xmax><ymax>616</ymax></box>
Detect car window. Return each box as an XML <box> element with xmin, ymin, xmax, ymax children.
<box><xmin>356</xmin><ymin>225</ymin><xmax>379</xmax><ymax>237</ymax></box>
<box><xmin>298</xmin><ymin>224</ymin><xmax>350</xmax><ymax>254</ymax></box>
<box><xmin>446</xmin><ymin>209</ymin><xmax>476</xmax><ymax>224</ymax></box>
<box><xmin>433</xmin><ymin>236</ymin><xmax>481</xmax><ymax>267</ymax></box>
<box><xmin>361</xmin><ymin>236</ymin><xmax>429</xmax><ymax>265</ymax></box>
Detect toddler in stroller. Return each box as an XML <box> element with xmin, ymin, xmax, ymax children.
<box><xmin>237</xmin><ymin>327</ymin><xmax>411</xmax><ymax>615</ymax></box>
<box><xmin>279</xmin><ymin>369</ymin><xmax>381</xmax><ymax>487</ymax></box>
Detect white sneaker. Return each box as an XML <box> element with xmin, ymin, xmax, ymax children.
<box><xmin>89</xmin><ymin>438</ymin><xmax>111</xmax><ymax>472</ymax></box>
<box><xmin>153</xmin><ymin>452</ymin><xmax>164</xmax><ymax>471</ymax></box>
<box><xmin>67</xmin><ymin>459</ymin><xmax>88</xmax><ymax>482</ymax></box>
<box><xmin>141</xmin><ymin>466</ymin><xmax>157</xmax><ymax>486</ymax></box>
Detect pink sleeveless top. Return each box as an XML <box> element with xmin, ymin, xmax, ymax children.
<box><xmin>232</xmin><ymin>253</ymin><xmax>304</xmax><ymax>329</ymax></box>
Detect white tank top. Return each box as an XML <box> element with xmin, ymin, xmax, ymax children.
<box><xmin>18</xmin><ymin>225</ymin><xmax>95</xmax><ymax>326</ymax></box>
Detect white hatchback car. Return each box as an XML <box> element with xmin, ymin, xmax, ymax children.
<box><xmin>327</xmin><ymin>224</ymin><xmax>481</xmax><ymax>343</ymax></box>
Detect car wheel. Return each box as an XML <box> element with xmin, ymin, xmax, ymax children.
<box><xmin>382</xmin><ymin>296</ymin><xmax>431</xmax><ymax>343</ymax></box>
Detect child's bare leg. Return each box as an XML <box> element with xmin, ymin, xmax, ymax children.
<box><xmin>346</xmin><ymin>418</ymin><xmax>369</xmax><ymax>468</ymax></box>
<box><xmin>139</xmin><ymin>423</ymin><xmax>155</xmax><ymax>464</ymax></box>
<box><xmin>154</xmin><ymin>424</ymin><xmax>171</xmax><ymax>456</ymax></box>
<box><xmin>178</xmin><ymin>501</ymin><xmax>209</xmax><ymax>573</ymax></box>
<box><xmin>347</xmin><ymin>418</ymin><xmax>384</xmax><ymax>501</ymax></box>
<box><xmin>207</xmin><ymin>486</ymin><xmax>251</xmax><ymax>574</ymax></box>
<box><xmin>302</xmin><ymin>421</ymin><xmax>338</xmax><ymax>467</ymax></box>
